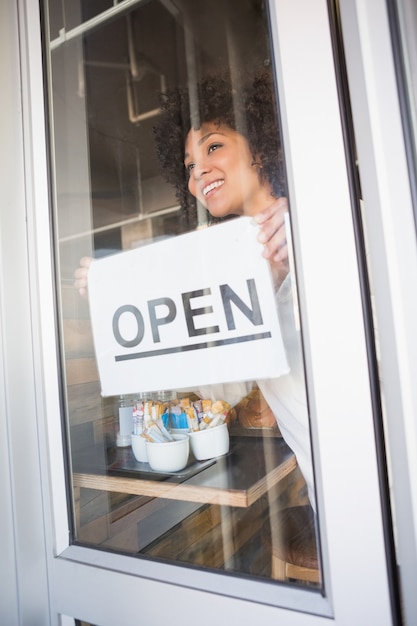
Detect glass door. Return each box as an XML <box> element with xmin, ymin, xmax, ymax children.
<box><xmin>45</xmin><ymin>0</ymin><xmax>320</xmax><ymax>594</ymax></box>
<box><xmin>17</xmin><ymin>0</ymin><xmax>402</xmax><ymax>623</ymax></box>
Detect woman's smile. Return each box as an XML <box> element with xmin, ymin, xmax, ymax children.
<box><xmin>184</xmin><ymin>122</ymin><xmax>273</xmax><ymax>218</ymax></box>
<box><xmin>203</xmin><ymin>179</ymin><xmax>224</xmax><ymax>197</ymax></box>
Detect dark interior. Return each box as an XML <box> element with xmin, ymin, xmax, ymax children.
<box><xmin>48</xmin><ymin>0</ymin><xmax>273</xmax><ymax>255</ymax></box>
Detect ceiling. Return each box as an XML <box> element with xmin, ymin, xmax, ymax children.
<box><xmin>47</xmin><ymin>0</ymin><xmax>272</xmax><ymax>235</ymax></box>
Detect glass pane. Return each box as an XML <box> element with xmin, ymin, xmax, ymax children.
<box><xmin>43</xmin><ymin>0</ymin><xmax>321</xmax><ymax>591</ymax></box>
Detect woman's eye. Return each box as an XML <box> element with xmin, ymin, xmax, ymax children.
<box><xmin>185</xmin><ymin>162</ymin><xmax>195</xmax><ymax>174</ymax></box>
<box><xmin>208</xmin><ymin>143</ymin><xmax>222</xmax><ymax>154</ymax></box>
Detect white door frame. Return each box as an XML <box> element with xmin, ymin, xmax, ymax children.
<box><xmin>339</xmin><ymin>1</ymin><xmax>417</xmax><ymax>624</ymax></box>
<box><xmin>0</xmin><ymin>1</ymin><xmax>52</xmax><ymax>624</ymax></box>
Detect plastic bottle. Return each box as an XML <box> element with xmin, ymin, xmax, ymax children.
<box><xmin>117</xmin><ymin>395</ymin><xmax>134</xmax><ymax>447</ymax></box>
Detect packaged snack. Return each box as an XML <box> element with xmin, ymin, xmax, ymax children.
<box><xmin>180</xmin><ymin>397</ymin><xmax>191</xmax><ymax>409</ymax></box>
<box><xmin>186</xmin><ymin>406</ymin><xmax>199</xmax><ymax>431</ymax></box>
<box><xmin>207</xmin><ymin>413</ymin><xmax>224</xmax><ymax>428</ymax></box>
<box><xmin>201</xmin><ymin>399</ymin><xmax>212</xmax><ymax>415</ymax></box>
<box><xmin>211</xmin><ymin>400</ymin><xmax>230</xmax><ymax>415</ymax></box>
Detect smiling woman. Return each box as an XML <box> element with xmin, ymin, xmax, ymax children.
<box><xmin>154</xmin><ymin>70</ymin><xmax>291</xmax><ymax>274</ymax></box>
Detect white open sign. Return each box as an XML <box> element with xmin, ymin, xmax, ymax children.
<box><xmin>88</xmin><ymin>216</ymin><xmax>289</xmax><ymax>396</ymax></box>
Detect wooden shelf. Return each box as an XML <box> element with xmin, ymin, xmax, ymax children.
<box><xmin>73</xmin><ymin>436</ymin><xmax>296</xmax><ymax>508</ymax></box>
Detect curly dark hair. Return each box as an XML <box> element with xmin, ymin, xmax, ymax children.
<box><xmin>153</xmin><ymin>69</ymin><xmax>286</xmax><ymax>217</ymax></box>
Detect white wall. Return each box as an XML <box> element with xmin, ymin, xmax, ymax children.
<box><xmin>0</xmin><ymin>1</ymin><xmax>51</xmax><ymax>624</ymax></box>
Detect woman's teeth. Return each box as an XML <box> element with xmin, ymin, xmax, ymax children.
<box><xmin>203</xmin><ymin>180</ymin><xmax>224</xmax><ymax>196</ymax></box>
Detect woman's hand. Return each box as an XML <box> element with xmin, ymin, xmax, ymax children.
<box><xmin>255</xmin><ymin>196</ymin><xmax>290</xmax><ymax>289</ymax></box>
<box><xmin>73</xmin><ymin>256</ymin><xmax>93</xmax><ymax>297</ymax></box>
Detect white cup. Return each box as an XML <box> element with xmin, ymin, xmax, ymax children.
<box><xmin>188</xmin><ymin>423</ymin><xmax>230</xmax><ymax>461</ymax></box>
<box><xmin>131</xmin><ymin>433</ymin><xmax>148</xmax><ymax>463</ymax></box>
<box><xmin>145</xmin><ymin>434</ymin><xmax>190</xmax><ymax>472</ymax></box>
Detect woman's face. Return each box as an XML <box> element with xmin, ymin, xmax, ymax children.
<box><xmin>184</xmin><ymin>122</ymin><xmax>272</xmax><ymax>219</ymax></box>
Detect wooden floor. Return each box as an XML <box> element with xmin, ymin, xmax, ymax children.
<box><xmin>142</xmin><ymin>498</ymin><xmax>270</xmax><ymax>575</ymax></box>
<box><xmin>141</xmin><ymin>464</ymin><xmax>311</xmax><ymax>579</ymax></box>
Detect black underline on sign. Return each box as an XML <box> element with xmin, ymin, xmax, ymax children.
<box><xmin>114</xmin><ymin>332</ymin><xmax>272</xmax><ymax>362</ymax></box>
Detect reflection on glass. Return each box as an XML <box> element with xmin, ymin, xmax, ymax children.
<box><xmin>394</xmin><ymin>0</ymin><xmax>417</xmax><ymax>179</ymax></box>
<box><xmin>43</xmin><ymin>0</ymin><xmax>320</xmax><ymax>589</ymax></box>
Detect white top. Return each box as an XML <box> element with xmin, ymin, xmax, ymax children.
<box><xmin>198</xmin><ymin>273</ymin><xmax>316</xmax><ymax>511</ymax></box>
